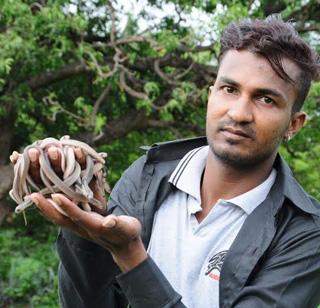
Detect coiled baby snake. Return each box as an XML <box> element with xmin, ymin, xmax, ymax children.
<box><xmin>9</xmin><ymin>135</ymin><xmax>110</xmax><ymax>221</ymax></box>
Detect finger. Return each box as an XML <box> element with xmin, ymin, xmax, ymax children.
<box><xmin>30</xmin><ymin>192</ymin><xmax>73</xmax><ymax>225</ymax></box>
<box><xmin>30</xmin><ymin>193</ymin><xmax>90</xmax><ymax>238</ymax></box>
<box><xmin>51</xmin><ymin>194</ymin><xmax>141</xmax><ymax>243</ymax></box>
<box><xmin>51</xmin><ymin>193</ymin><xmax>104</xmax><ymax>231</ymax></box>
<box><xmin>90</xmin><ymin>203</ymin><xmax>107</xmax><ymax>215</ymax></box>
<box><xmin>47</xmin><ymin>198</ymin><xmax>68</xmax><ymax>216</ymax></box>
<box><xmin>101</xmin><ymin>215</ymin><xmax>117</xmax><ymax>228</ymax></box>
<box><xmin>48</xmin><ymin>146</ymin><xmax>63</xmax><ymax>176</ymax></box>
<box><xmin>10</xmin><ymin>151</ymin><xmax>21</xmax><ymax>164</ymax></box>
<box><xmin>102</xmin><ymin>215</ymin><xmax>142</xmax><ymax>239</ymax></box>
<box><xmin>74</xmin><ymin>147</ymin><xmax>86</xmax><ymax>168</ymax></box>
<box><xmin>89</xmin><ymin>179</ymin><xmax>107</xmax><ymax>209</ymax></box>
<box><xmin>28</xmin><ymin>148</ymin><xmax>41</xmax><ymax>184</ymax></box>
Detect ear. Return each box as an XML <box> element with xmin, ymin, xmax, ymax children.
<box><xmin>286</xmin><ymin>112</ymin><xmax>306</xmax><ymax>139</ymax></box>
<box><xmin>208</xmin><ymin>85</ymin><xmax>214</xmax><ymax>96</ymax></box>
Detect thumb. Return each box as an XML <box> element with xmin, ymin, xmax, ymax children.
<box><xmin>102</xmin><ymin>215</ymin><xmax>141</xmax><ymax>239</ymax></box>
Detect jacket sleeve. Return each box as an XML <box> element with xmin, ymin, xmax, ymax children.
<box><xmin>57</xmin><ymin>229</ymin><xmax>125</xmax><ymax>308</ymax></box>
<box><xmin>57</xmin><ymin>156</ymin><xmax>146</xmax><ymax>308</ymax></box>
<box><xmin>108</xmin><ymin>155</ymin><xmax>187</xmax><ymax>307</ymax></box>
<box><xmin>232</xmin><ymin>216</ymin><xmax>320</xmax><ymax>308</ymax></box>
<box><xmin>116</xmin><ymin>256</ymin><xmax>185</xmax><ymax>308</ymax></box>
<box><xmin>57</xmin><ymin>154</ymin><xmax>187</xmax><ymax>308</ymax></box>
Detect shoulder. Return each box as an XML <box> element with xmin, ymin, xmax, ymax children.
<box><xmin>309</xmin><ymin>195</ymin><xmax>320</xmax><ymax>213</ymax></box>
<box><xmin>275</xmin><ymin>155</ymin><xmax>320</xmax><ymax>217</ymax></box>
<box><xmin>143</xmin><ymin>136</ymin><xmax>207</xmax><ymax>163</ymax></box>
<box><xmin>270</xmin><ymin>198</ymin><xmax>320</xmax><ymax>259</ymax></box>
<box><xmin>108</xmin><ymin>137</ymin><xmax>207</xmax><ymax>210</ymax></box>
<box><xmin>117</xmin><ymin>136</ymin><xmax>207</xmax><ymax>174</ymax></box>
<box><xmin>119</xmin><ymin>136</ymin><xmax>208</xmax><ymax>179</ymax></box>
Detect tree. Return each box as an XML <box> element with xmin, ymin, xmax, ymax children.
<box><xmin>0</xmin><ymin>0</ymin><xmax>319</xmax><ymax>305</ymax></box>
<box><xmin>0</xmin><ymin>0</ymin><xmax>319</xmax><ymax>218</ymax></box>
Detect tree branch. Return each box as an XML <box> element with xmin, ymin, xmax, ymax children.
<box><xmin>94</xmin><ymin>109</ymin><xmax>148</xmax><ymax>145</ymax></box>
<box><xmin>91</xmin><ymin>83</ymin><xmax>112</xmax><ymax>126</ymax></box>
<box><xmin>26</xmin><ymin>62</ymin><xmax>91</xmax><ymax>91</ymax></box>
<box><xmin>177</xmin><ymin>43</ymin><xmax>215</xmax><ymax>53</ymax></box>
<box><xmin>91</xmin><ymin>108</ymin><xmax>204</xmax><ymax>146</ymax></box>
<box><xmin>154</xmin><ymin>59</ymin><xmax>180</xmax><ymax>85</ymax></box>
<box><xmin>22</xmin><ymin>48</ymin><xmax>217</xmax><ymax>93</ymax></box>
<box><xmin>295</xmin><ymin>23</ymin><xmax>320</xmax><ymax>33</ymax></box>
<box><xmin>42</xmin><ymin>95</ymin><xmax>89</xmax><ymax>125</ymax></box>
<box><xmin>119</xmin><ymin>69</ymin><xmax>148</xmax><ymax>100</ymax></box>
<box><xmin>147</xmin><ymin>119</ymin><xmax>204</xmax><ymax>135</ymax></box>
<box><xmin>107</xmin><ymin>1</ymin><xmax>117</xmax><ymax>43</ymax></box>
<box><xmin>286</xmin><ymin>2</ymin><xmax>320</xmax><ymax>22</ymax></box>
<box><xmin>110</xmin><ymin>35</ymin><xmax>160</xmax><ymax>49</ymax></box>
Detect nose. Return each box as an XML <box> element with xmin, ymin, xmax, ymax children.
<box><xmin>227</xmin><ymin>96</ymin><xmax>253</xmax><ymax>123</ymax></box>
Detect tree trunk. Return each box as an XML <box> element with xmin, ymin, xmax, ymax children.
<box><xmin>0</xmin><ymin>108</ymin><xmax>15</xmax><ymax>225</ymax></box>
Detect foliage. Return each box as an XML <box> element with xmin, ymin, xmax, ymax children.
<box><xmin>0</xmin><ymin>212</ymin><xmax>59</xmax><ymax>307</ymax></box>
<box><xmin>280</xmin><ymin>82</ymin><xmax>320</xmax><ymax>200</ymax></box>
<box><xmin>0</xmin><ymin>0</ymin><xmax>319</xmax><ymax>306</ymax></box>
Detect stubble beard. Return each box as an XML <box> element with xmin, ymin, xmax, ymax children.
<box><xmin>206</xmin><ymin>132</ymin><xmax>281</xmax><ymax>170</ymax></box>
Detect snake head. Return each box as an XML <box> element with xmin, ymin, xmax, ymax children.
<box><xmin>75</xmin><ymin>181</ymin><xmax>94</xmax><ymax>200</ymax></box>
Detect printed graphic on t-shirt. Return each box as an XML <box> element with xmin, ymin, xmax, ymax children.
<box><xmin>205</xmin><ymin>250</ymin><xmax>228</xmax><ymax>281</ymax></box>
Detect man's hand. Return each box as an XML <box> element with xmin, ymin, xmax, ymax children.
<box><xmin>30</xmin><ymin>192</ymin><xmax>147</xmax><ymax>273</ymax></box>
<box><xmin>11</xmin><ymin>143</ymin><xmax>107</xmax><ymax>209</ymax></box>
<box><xmin>11</xmin><ymin>145</ymin><xmax>147</xmax><ymax>272</ymax></box>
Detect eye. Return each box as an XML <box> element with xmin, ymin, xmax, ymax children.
<box><xmin>222</xmin><ymin>86</ymin><xmax>237</xmax><ymax>94</ymax></box>
<box><xmin>258</xmin><ymin>96</ymin><xmax>274</xmax><ymax>105</ymax></box>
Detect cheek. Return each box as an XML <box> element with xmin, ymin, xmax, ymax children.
<box><xmin>256</xmin><ymin>119</ymin><xmax>287</xmax><ymax>143</ymax></box>
<box><xmin>207</xmin><ymin>97</ymin><xmax>228</xmax><ymax>119</ymax></box>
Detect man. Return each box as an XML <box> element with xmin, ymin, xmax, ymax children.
<box><xmin>27</xmin><ymin>16</ymin><xmax>320</xmax><ymax>307</ymax></box>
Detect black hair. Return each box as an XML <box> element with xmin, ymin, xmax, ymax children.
<box><xmin>218</xmin><ymin>15</ymin><xmax>320</xmax><ymax>112</ymax></box>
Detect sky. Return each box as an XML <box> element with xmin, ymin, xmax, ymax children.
<box><xmin>68</xmin><ymin>0</ymin><xmax>217</xmax><ymax>43</ymax></box>
<box><xmin>116</xmin><ymin>0</ymin><xmax>218</xmax><ymax>43</ymax></box>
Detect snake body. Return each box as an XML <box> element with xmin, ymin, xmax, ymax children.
<box><xmin>10</xmin><ymin>136</ymin><xmax>109</xmax><ymax>216</ymax></box>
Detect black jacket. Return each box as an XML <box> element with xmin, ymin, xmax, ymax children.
<box><xmin>57</xmin><ymin>137</ymin><xmax>320</xmax><ymax>308</ymax></box>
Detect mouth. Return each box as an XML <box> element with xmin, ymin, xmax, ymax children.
<box><xmin>221</xmin><ymin>126</ymin><xmax>253</xmax><ymax>139</ymax></box>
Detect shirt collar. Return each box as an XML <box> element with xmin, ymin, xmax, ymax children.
<box><xmin>152</xmin><ymin>136</ymin><xmax>319</xmax><ymax>216</ymax></box>
<box><xmin>169</xmin><ymin>145</ymin><xmax>208</xmax><ymax>202</ymax></box>
<box><xmin>226</xmin><ymin>169</ymin><xmax>276</xmax><ymax>214</ymax></box>
<box><xmin>169</xmin><ymin>145</ymin><xmax>277</xmax><ymax>215</ymax></box>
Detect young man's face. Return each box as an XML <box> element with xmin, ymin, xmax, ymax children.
<box><xmin>206</xmin><ymin>49</ymin><xmax>305</xmax><ymax>168</ymax></box>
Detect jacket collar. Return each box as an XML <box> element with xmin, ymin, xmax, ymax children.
<box><xmin>144</xmin><ymin>136</ymin><xmax>208</xmax><ymax>162</ymax></box>
<box><xmin>145</xmin><ymin>136</ymin><xmax>319</xmax><ymax>216</ymax></box>
<box><xmin>275</xmin><ymin>155</ymin><xmax>320</xmax><ymax>216</ymax></box>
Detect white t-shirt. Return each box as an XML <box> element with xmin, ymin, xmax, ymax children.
<box><xmin>147</xmin><ymin>146</ymin><xmax>277</xmax><ymax>307</ymax></box>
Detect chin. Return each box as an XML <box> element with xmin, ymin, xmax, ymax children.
<box><xmin>209</xmin><ymin>143</ymin><xmax>274</xmax><ymax>169</ymax></box>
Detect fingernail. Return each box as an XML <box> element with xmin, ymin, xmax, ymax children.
<box><xmin>51</xmin><ymin>194</ymin><xmax>61</xmax><ymax>205</ymax></box>
<box><xmin>29</xmin><ymin>152</ymin><xmax>38</xmax><ymax>162</ymax></box>
<box><xmin>9</xmin><ymin>155</ymin><xmax>15</xmax><ymax>163</ymax></box>
<box><xmin>102</xmin><ymin>218</ymin><xmax>116</xmax><ymax>228</ymax></box>
<box><xmin>48</xmin><ymin>147</ymin><xmax>58</xmax><ymax>160</ymax></box>
<box><xmin>10</xmin><ymin>151</ymin><xmax>20</xmax><ymax>163</ymax></box>
<box><xmin>30</xmin><ymin>194</ymin><xmax>39</xmax><ymax>206</ymax></box>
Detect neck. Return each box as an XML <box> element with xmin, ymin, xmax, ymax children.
<box><xmin>197</xmin><ymin>150</ymin><xmax>276</xmax><ymax>222</ymax></box>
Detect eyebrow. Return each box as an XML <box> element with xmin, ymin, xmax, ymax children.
<box><xmin>219</xmin><ymin>77</ymin><xmax>239</xmax><ymax>87</ymax></box>
<box><xmin>219</xmin><ymin>77</ymin><xmax>285</xmax><ymax>100</ymax></box>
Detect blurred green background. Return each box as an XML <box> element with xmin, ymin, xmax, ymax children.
<box><xmin>0</xmin><ymin>0</ymin><xmax>319</xmax><ymax>306</ymax></box>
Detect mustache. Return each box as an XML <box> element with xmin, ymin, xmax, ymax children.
<box><xmin>217</xmin><ymin>119</ymin><xmax>256</xmax><ymax>139</ymax></box>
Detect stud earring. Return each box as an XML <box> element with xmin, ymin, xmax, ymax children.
<box><xmin>284</xmin><ymin>133</ymin><xmax>291</xmax><ymax>142</ymax></box>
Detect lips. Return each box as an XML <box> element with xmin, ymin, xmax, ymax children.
<box><xmin>221</xmin><ymin>126</ymin><xmax>253</xmax><ymax>139</ymax></box>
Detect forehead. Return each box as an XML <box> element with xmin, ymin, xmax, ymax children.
<box><xmin>217</xmin><ymin>50</ymin><xmax>300</xmax><ymax>101</ymax></box>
